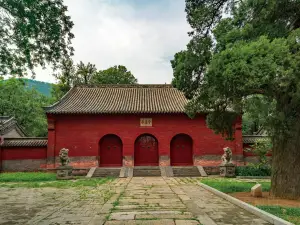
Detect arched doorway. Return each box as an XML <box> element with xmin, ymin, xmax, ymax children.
<box><xmin>135</xmin><ymin>134</ymin><xmax>158</xmax><ymax>166</ymax></box>
<box><xmin>170</xmin><ymin>134</ymin><xmax>193</xmax><ymax>166</ymax></box>
<box><xmin>99</xmin><ymin>134</ymin><xmax>122</xmax><ymax>167</ymax></box>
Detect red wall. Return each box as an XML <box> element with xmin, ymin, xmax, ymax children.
<box><xmin>1</xmin><ymin>147</ymin><xmax>47</xmax><ymax>160</ymax></box>
<box><xmin>0</xmin><ymin>146</ymin><xmax>47</xmax><ymax>171</ymax></box>
<box><xmin>47</xmin><ymin>113</ymin><xmax>243</xmax><ymax>167</ymax></box>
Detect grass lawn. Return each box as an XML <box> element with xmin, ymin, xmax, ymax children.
<box><xmin>200</xmin><ymin>178</ymin><xmax>271</xmax><ymax>193</ymax></box>
<box><xmin>0</xmin><ymin>172</ymin><xmax>56</xmax><ymax>182</ymax></box>
<box><xmin>201</xmin><ymin>178</ymin><xmax>299</xmax><ymax>224</ymax></box>
<box><xmin>257</xmin><ymin>206</ymin><xmax>300</xmax><ymax>225</ymax></box>
<box><xmin>0</xmin><ymin>172</ymin><xmax>114</xmax><ymax>188</ymax></box>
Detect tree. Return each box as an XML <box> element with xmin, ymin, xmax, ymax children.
<box><xmin>246</xmin><ymin>139</ymin><xmax>272</xmax><ymax>165</ymax></box>
<box><xmin>91</xmin><ymin>65</ymin><xmax>138</xmax><ymax>85</ymax></box>
<box><xmin>53</xmin><ymin>63</ymin><xmax>137</xmax><ymax>100</ymax></box>
<box><xmin>242</xmin><ymin>95</ymin><xmax>275</xmax><ymax>134</ymax></box>
<box><xmin>0</xmin><ymin>78</ymin><xmax>54</xmax><ymax>136</ymax></box>
<box><xmin>76</xmin><ymin>61</ymin><xmax>97</xmax><ymax>85</ymax></box>
<box><xmin>52</xmin><ymin>59</ymin><xmax>77</xmax><ymax>100</ymax></box>
<box><xmin>0</xmin><ymin>0</ymin><xmax>74</xmax><ymax>77</ymax></box>
<box><xmin>172</xmin><ymin>0</ymin><xmax>300</xmax><ymax>199</ymax></box>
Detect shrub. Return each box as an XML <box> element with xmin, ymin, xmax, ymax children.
<box><xmin>244</xmin><ymin>138</ymin><xmax>272</xmax><ymax>164</ymax></box>
<box><xmin>236</xmin><ymin>165</ymin><xmax>271</xmax><ymax>176</ymax></box>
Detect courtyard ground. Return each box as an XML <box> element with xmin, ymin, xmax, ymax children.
<box><xmin>0</xmin><ymin>177</ymin><xmax>271</xmax><ymax>225</ymax></box>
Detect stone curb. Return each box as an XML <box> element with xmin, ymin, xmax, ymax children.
<box><xmin>237</xmin><ymin>176</ymin><xmax>271</xmax><ymax>179</ymax></box>
<box><xmin>199</xmin><ymin>182</ymin><xmax>293</xmax><ymax>225</ymax></box>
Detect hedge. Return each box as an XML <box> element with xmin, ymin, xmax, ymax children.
<box><xmin>236</xmin><ymin>165</ymin><xmax>271</xmax><ymax>176</ymax></box>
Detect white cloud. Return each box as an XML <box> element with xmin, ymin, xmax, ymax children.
<box><xmin>35</xmin><ymin>0</ymin><xmax>191</xmax><ymax>84</ymax></box>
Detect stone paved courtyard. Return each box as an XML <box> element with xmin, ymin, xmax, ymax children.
<box><xmin>0</xmin><ymin>177</ymin><xmax>270</xmax><ymax>225</ymax></box>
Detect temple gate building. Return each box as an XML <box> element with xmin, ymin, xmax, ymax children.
<box><xmin>43</xmin><ymin>84</ymin><xmax>243</xmax><ymax>170</ymax></box>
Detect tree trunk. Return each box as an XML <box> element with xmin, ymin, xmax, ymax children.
<box><xmin>271</xmin><ymin>122</ymin><xmax>300</xmax><ymax>199</ymax></box>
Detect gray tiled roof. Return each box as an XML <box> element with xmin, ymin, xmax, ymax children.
<box><xmin>243</xmin><ymin>135</ymin><xmax>270</xmax><ymax>144</ymax></box>
<box><xmin>1</xmin><ymin>138</ymin><xmax>47</xmax><ymax>147</ymax></box>
<box><xmin>0</xmin><ymin>116</ymin><xmax>26</xmax><ymax>137</ymax></box>
<box><xmin>45</xmin><ymin>85</ymin><xmax>189</xmax><ymax>114</ymax></box>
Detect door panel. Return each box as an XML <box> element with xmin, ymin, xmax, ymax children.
<box><xmin>135</xmin><ymin>135</ymin><xmax>158</xmax><ymax>166</ymax></box>
<box><xmin>170</xmin><ymin>134</ymin><xmax>193</xmax><ymax>166</ymax></box>
<box><xmin>100</xmin><ymin>135</ymin><xmax>122</xmax><ymax>167</ymax></box>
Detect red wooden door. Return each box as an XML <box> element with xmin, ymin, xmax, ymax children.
<box><xmin>170</xmin><ymin>134</ymin><xmax>193</xmax><ymax>166</ymax></box>
<box><xmin>100</xmin><ymin>135</ymin><xmax>122</xmax><ymax>167</ymax></box>
<box><xmin>135</xmin><ymin>135</ymin><xmax>158</xmax><ymax>166</ymax></box>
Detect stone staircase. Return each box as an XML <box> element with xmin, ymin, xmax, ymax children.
<box><xmin>133</xmin><ymin>166</ymin><xmax>161</xmax><ymax>177</ymax></box>
<box><xmin>172</xmin><ymin>166</ymin><xmax>201</xmax><ymax>177</ymax></box>
<box><xmin>92</xmin><ymin>167</ymin><xmax>121</xmax><ymax>177</ymax></box>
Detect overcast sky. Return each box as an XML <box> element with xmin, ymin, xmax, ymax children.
<box><xmin>34</xmin><ymin>0</ymin><xmax>191</xmax><ymax>84</ymax></box>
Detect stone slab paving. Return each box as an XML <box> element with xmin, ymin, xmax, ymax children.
<box><xmin>0</xmin><ymin>177</ymin><xmax>271</xmax><ymax>225</ymax></box>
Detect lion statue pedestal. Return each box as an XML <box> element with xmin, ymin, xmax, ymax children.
<box><xmin>56</xmin><ymin>148</ymin><xmax>74</xmax><ymax>180</ymax></box>
<box><xmin>219</xmin><ymin>147</ymin><xmax>236</xmax><ymax>178</ymax></box>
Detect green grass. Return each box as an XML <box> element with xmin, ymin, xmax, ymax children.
<box><xmin>200</xmin><ymin>178</ymin><xmax>271</xmax><ymax>193</ymax></box>
<box><xmin>0</xmin><ymin>172</ymin><xmax>56</xmax><ymax>182</ymax></box>
<box><xmin>257</xmin><ymin>206</ymin><xmax>300</xmax><ymax>225</ymax></box>
<box><xmin>0</xmin><ymin>172</ymin><xmax>114</xmax><ymax>188</ymax></box>
<box><xmin>200</xmin><ymin>178</ymin><xmax>299</xmax><ymax>224</ymax></box>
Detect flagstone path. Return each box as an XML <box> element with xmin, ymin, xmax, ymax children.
<box><xmin>0</xmin><ymin>177</ymin><xmax>270</xmax><ymax>225</ymax></box>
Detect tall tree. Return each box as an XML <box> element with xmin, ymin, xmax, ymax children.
<box><xmin>52</xmin><ymin>59</ymin><xmax>76</xmax><ymax>100</ymax></box>
<box><xmin>0</xmin><ymin>78</ymin><xmax>54</xmax><ymax>136</ymax></box>
<box><xmin>91</xmin><ymin>65</ymin><xmax>138</xmax><ymax>85</ymax></box>
<box><xmin>53</xmin><ymin>63</ymin><xmax>137</xmax><ymax>100</ymax></box>
<box><xmin>76</xmin><ymin>61</ymin><xmax>97</xmax><ymax>84</ymax></box>
<box><xmin>172</xmin><ymin>0</ymin><xmax>300</xmax><ymax>199</ymax></box>
<box><xmin>0</xmin><ymin>0</ymin><xmax>74</xmax><ymax>77</ymax></box>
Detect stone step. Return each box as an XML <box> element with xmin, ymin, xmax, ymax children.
<box><xmin>172</xmin><ymin>166</ymin><xmax>201</xmax><ymax>177</ymax></box>
<box><xmin>133</xmin><ymin>166</ymin><xmax>161</xmax><ymax>177</ymax></box>
<box><xmin>92</xmin><ymin>167</ymin><xmax>121</xmax><ymax>177</ymax></box>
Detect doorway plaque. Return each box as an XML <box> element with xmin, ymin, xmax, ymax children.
<box><xmin>140</xmin><ymin>118</ymin><xmax>152</xmax><ymax>127</ymax></box>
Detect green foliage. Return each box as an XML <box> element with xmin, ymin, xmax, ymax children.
<box><xmin>245</xmin><ymin>138</ymin><xmax>272</xmax><ymax>164</ymax></box>
<box><xmin>76</xmin><ymin>61</ymin><xmax>97</xmax><ymax>85</ymax></box>
<box><xmin>172</xmin><ymin>0</ymin><xmax>300</xmax><ymax>139</ymax></box>
<box><xmin>171</xmin><ymin>36</ymin><xmax>212</xmax><ymax>99</ymax></box>
<box><xmin>0</xmin><ymin>0</ymin><xmax>74</xmax><ymax>77</ymax></box>
<box><xmin>201</xmin><ymin>178</ymin><xmax>271</xmax><ymax>193</ymax></box>
<box><xmin>91</xmin><ymin>65</ymin><xmax>138</xmax><ymax>85</ymax></box>
<box><xmin>0</xmin><ymin>78</ymin><xmax>55</xmax><ymax>136</ymax></box>
<box><xmin>0</xmin><ymin>172</ymin><xmax>56</xmax><ymax>182</ymax></box>
<box><xmin>2</xmin><ymin>78</ymin><xmax>53</xmax><ymax>96</ymax></box>
<box><xmin>52</xmin><ymin>59</ymin><xmax>77</xmax><ymax>100</ymax></box>
<box><xmin>257</xmin><ymin>206</ymin><xmax>300</xmax><ymax>225</ymax></box>
<box><xmin>242</xmin><ymin>95</ymin><xmax>276</xmax><ymax>134</ymax></box>
<box><xmin>236</xmin><ymin>165</ymin><xmax>271</xmax><ymax>176</ymax></box>
<box><xmin>53</xmin><ymin>61</ymin><xmax>138</xmax><ymax>100</ymax></box>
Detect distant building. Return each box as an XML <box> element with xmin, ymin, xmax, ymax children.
<box><xmin>0</xmin><ymin>116</ymin><xmax>26</xmax><ymax>138</ymax></box>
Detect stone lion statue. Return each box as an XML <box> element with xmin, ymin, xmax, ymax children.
<box><xmin>221</xmin><ymin>147</ymin><xmax>232</xmax><ymax>165</ymax></box>
<box><xmin>59</xmin><ymin>148</ymin><xmax>70</xmax><ymax>166</ymax></box>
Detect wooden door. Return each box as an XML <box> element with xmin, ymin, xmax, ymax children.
<box><xmin>170</xmin><ymin>134</ymin><xmax>193</xmax><ymax>166</ymax></box>
<box><xmin>135</xmin><ymin>135</ymin><xmax>158</xmax><ymax>166</ymax></box>
<box><xmin>100</xmin><ymin>135</ymin><xmax>122</xmax><ymax>167</ymax></box>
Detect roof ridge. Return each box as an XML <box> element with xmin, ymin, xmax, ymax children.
<box><xmin>75</xmin><ymin>84</ymin><xmax>174</xmax><ymax>88</ymax></box>
<box><xmin>3</xmin><ymin>137</ymin><xmax>47</xmax><ymax>140</ymax></box>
